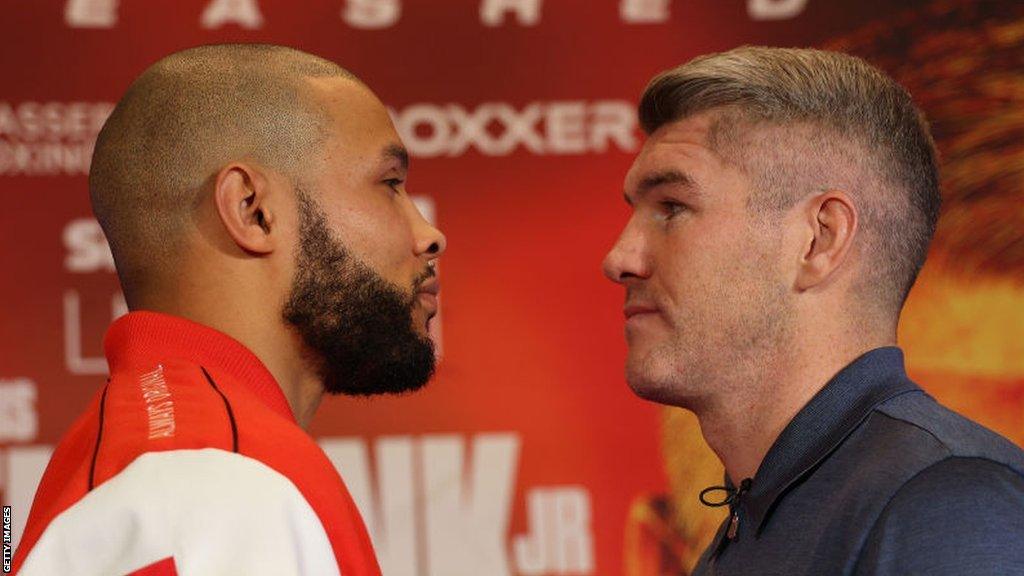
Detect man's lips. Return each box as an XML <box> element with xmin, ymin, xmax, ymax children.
<box><xmin>624</xmin><ymin>304</ymin><xmax>659</xmax><ymax>319</ymax></box>
<box><xmin>416</xmin><ymin>279</ymin><xmax>440</xmax><ymax>316</ymax></box>
<box><xmin>417</xmin><ymin>279</ymin><xmax>440</xmax><ymax>297</ymax></box>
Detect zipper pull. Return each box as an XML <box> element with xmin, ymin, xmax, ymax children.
<box><xmin>699</xmin><ymin>477</ymin><xmax>753</xmax><ymax>543</ymax></box>
<box><xmin>727</xmin><ymin>511</ymin><xmax>740</xmax><ymax>540</ymax></box>
<box><xmin>725</xmin><ymin>478</ymin><xmax>752</xmax><ymax>541</ymax></box>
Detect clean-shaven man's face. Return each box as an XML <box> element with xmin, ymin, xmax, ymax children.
<box><xmin>602</xmin><ymin>111</ymin><xmax>792</xmax><ymax>409</ymax></box>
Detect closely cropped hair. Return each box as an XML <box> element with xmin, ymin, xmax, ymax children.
<box><xmin>640</xmin><ymin>46</ymin><xmax>941</xmax><ymax>315</ymax></box>
<box><xmin>90</xmin><ymin>44</ymin><xmax>357</xmax><ymax>304</ymax></box>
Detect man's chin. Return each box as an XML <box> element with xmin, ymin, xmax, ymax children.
<box><xmin>321</xmin><ymin>338</ymin><xmax>437</xmax><ymax>397</ymax></box>
<box><xmin>415</xmin><ymin>316</ymin><xmax>434</xmax><ymax>338</ymax></box>
<box><xmin>625</xmin><ymin>356</ymin><xmax>689</xmax><ymax>407</ymax></box>
<box><xmin>324</xmin><ymin>371</ymin><xmax>433</xmax><ymax>397</ymax></box>
<box><xmin>627</xmin><ymin>374</ymin><xmax>666</xmax><ymax>403</ymax></box>
<box><xmin>411</xmin><ymin>304</ymin><xmax>437</xmax><ymax>334</ymax></box>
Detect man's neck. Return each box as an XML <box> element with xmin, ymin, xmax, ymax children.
<box><xmin>212</xmin><ymin>322</ymin><xmax>325</xmax><ymax>430</ymax></box>
<box><xmin>697</xmin><ymin>336</ymin><xmax>895</xmax><ymax>484</ymax></box>
<box><xmin>136</xmin><ymin>291</ymin><xmax>325</xmax><ymax>430</ymax></box>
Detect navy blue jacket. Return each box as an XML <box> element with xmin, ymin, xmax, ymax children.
<box><xmin>693</xmin><ymin>347</ymin><xmax>1024</xmax><ymax>575</ymax></box>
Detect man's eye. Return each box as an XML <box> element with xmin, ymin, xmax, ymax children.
<box><xmin>659</xmin><ymin>200</ymin><xmax>686</xmax><ymax>219</ymax></box>
<box><xmin>383</xmin><ymin>178</ymin><xmax>405</xmax><ymax>193</ymax></box>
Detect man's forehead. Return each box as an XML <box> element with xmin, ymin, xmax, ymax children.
<box><xmin>305</xmin><ymin>77</ymin><xmax>403</xmax><ymax>156</ymax></box>
<box><xmin>306</xmin><ymin>77</ymin><xmax>393</xmax><ymax>131</ymax></box>
<box><xmin>305</xmin><ymin>75</ymin><xmax>373</xmax><ymax>104</ymax></box>
<box><xmin>625</xmin><ymin>119</ymin><xmax>718</xmax><ymax>191</ymax></box>
<box><xmin>648</xmin><ymin>111</ymin><xmax>717</xmax><ymax>143</ymax></box>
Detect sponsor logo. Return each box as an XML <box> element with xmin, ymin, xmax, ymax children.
<box><xmin>0</xmin><ymin>379</ymin><xmax>38</xmax><ymax>443</ymax></box>
<box><xmin>0</xmin><ymin>101</ymin><xmax>113</xmax><ymax>176</ymax></box>
<box><xmin>392</xmin><ymin>100</ymin><xmax>638</xmax><ymax>158</ymax></box>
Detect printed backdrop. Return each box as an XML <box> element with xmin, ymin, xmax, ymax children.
<box><xmin>2</xmin><ymin>1</ymin><xmax>1021</xmax><ymax>574</ymax></box>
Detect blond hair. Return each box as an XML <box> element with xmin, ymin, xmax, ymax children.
<box><xmin>640</xmin><ymin>46</ymin><xmax>941</xmax><ymax>315</ymax></box>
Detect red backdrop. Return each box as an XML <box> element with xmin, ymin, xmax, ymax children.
<box><xmin>2</xmin><ymin>1</ymin><xmax>1021</xmax><ymax>575</ymax></box>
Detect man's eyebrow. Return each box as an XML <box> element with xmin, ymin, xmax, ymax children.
<box><xmin>624</xmin><ymin>170</ymin><xmax>699</xmax><ymax>205</ymax></box>
<box><xmin>383</xmin><ymin>143</ymin><xmax>409</xmax><ymax>171</ymax></box>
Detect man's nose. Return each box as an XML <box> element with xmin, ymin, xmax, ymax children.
<box><xmin>410</xmin><ymin>200</ymin><xmax>447</xmax><ymax>259</ymax></box>
<box><xmin>602</xmin><ymin>222</ymin><xmax>649</xmax><ymax>284</ymax></box>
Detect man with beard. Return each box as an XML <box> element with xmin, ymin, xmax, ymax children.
<box><xmin>13</xmin><ymin>44</ymin><xmax>444</xmax><ymax>576</ymax></box>
<box><xmin>603</xmin><ymin>47</ymin><xmax>1024</xmax><ymax>575</ymax></box>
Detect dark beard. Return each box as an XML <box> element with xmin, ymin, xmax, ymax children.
<box><xmin>282</xmin><ymin>190</ymin><xmax>436</xmax><ymax>396</ymax></box>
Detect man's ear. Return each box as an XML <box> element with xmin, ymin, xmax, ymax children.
<box><xmin>795</xmin><ymin>191</ymin><xmax>858</xmax><ymax>292</ymax></box>
<box><xmin>213</xmin><ymin>163</ymin><xmax>277</xmax><ymax>255</ymax></box>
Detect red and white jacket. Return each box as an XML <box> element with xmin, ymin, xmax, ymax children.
<box><xmin>13</xmin><ymin>311</ymin><xmax>382</xmax><ymax>576</ymax></box>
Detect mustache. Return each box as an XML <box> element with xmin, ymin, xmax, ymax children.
<box><xmin>412</xmin><ymin>265</ymin><xmax>437</xmax><ymax>292</ymax></box>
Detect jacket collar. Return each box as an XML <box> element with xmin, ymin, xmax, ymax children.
<box><xmin>740</xmin><ymin>347</ymin><xmax>920</xmax><ymax>535</ymax></box>
<box><xmin>104</xmin><ymin>310</ymin><xmax>296</xmax><ymax>423</ymax></box>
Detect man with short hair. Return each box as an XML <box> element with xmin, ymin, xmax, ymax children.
<box><xmin>14</xmin><ymin>44</ymin><xmax>445</xmax><ymax>575</ymax></box>
<box><xmin>603</xmin><ymin>46</ymin><xmax>1024</xmax><ymax>575</ymax></box>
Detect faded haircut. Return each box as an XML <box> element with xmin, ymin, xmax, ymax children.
<box><xmin>639</xmin><ymin>46</ymin><xmax>941</xmax><ymax>316</ymax></box>
<box><xmin>89</xmin><ymin>43</ymin><xmax>358</xmax><ymax>303</ymax></box>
